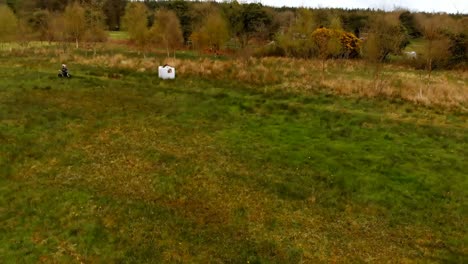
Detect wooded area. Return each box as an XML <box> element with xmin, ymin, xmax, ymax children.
<box><xmin>0</xmin><ymin>0</ymin><xmax>466</xmax><ymax>69</ymax></box>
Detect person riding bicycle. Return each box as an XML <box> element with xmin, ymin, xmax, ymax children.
<box><xmin>58</xmin><ymin>64</ymin><xmax>70</xmax><ymax>78</ymax></box>
<box><xmin>61</xmin><ymin>64</ymin><xmax>68</xmax><ymax>75</ymax></box>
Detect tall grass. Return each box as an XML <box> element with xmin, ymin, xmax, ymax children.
<box><xmin>2</xmin><ymin>43</ymin><xmax>467</xmax><ymax>108</ymax></box>
<box><xmin>63</xmin><ymin>53</ymin><xmax>468</xmax><ymax>109</ymax></box>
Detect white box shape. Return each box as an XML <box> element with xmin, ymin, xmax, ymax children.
<box><xmin>158</xmin><ymin>66</ymin><xmax>175</xmax><ymax>79</ymax></box>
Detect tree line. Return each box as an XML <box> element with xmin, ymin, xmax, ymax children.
<box><xmin>0</xmin><ymin>0</ymin><xmax>466</xmax><ymax>70</ymax></box>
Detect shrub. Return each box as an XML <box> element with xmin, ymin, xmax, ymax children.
<box><xmin>448</xmin><ymin>33</ymin><xmax>467</xmax><ymax>68</ymax></box>
<box><xmin>310</xmin><ymin>27</ymin><xmax>361</xmax><ymax>59</ymax></box>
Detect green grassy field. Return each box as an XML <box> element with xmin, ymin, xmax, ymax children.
<box><xmin>405</xmin><ymin>39</ymin><xmax>427</xmax><ymax>53</ymax></box>
<box><xmin>0</xmin><ymin>49</ymin><xmax>467</xmax><ymax>263</ymax></box>
<box><xmin>108</xmin><ymin>31</ymin><xmax>130</xmax><ymax>41</ymax></box>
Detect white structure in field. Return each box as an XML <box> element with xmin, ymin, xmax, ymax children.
<box><xmin>404</xmin><ymin>51</ymin><xmax>417</xmax><ymax>59</ymax></box>
<box><xmin>158</xmin><ymin>65</ymin><xmax>175</xmax><ymax>79</ymax></box>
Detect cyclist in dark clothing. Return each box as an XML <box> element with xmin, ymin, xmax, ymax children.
<box><xmin>58</xmin><ymin>64</ymin><xmax>70</xmax><ymax>78</ymax></box>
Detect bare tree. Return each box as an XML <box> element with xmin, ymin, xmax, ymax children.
<box><xmin>150</xmin><ymin>8</ymin><xmax>183</xmax><ymax>57</ymax></box>
<box><xmin>190</xmin><ymin>10</ymin><xmax>229</xmax><ymax>54</ymax></box>
<box><xmin>122</xmin><ymin>2</ymin><xmax>150</xmax><ymax>56</ymax></box>
<box><xmin>16</xmin><ymin>19</ymin><xmax>34</xmax><ymax>49</ymax></box>
<box><xmin>30</xmin><ymin>9</ymin><xmax>50</xmax><ymax>43</ymax></box>
<box><xmin>49</xmin><ymin>13</ymin><xmax>69</xmax><ymax>52</ymax></box>
<box><xmin>83</xmin><ymin>3</ymin><xmax>108</xmax><ymax>56</ymax></box>
<box><xmin>363</xmin><ymin>13</ymin><xmax>406</xmax><ymax>90</ymax></box>
<box><xmin>416</xmin><ymin>15</ymin><xmax>452</xmax><ymax>79</ymax></box>
<box><xmin>64</xmin><ymin>2</ymin><xmax>86</xmax><ymax>48</ymax></box>
<box><xmin>329</xmin><ymin>16</ymin><xmax>343</xmax><ymax>31</ymax></box>
<box><xmin>0</xmin><ymin>5</ymin><xmax>18</xmax><ymax>48</ymax></box>
<box><xmin>276</xmin><ymin>8</ymin><xmax>317</xmax><ymax>58</ymax></box>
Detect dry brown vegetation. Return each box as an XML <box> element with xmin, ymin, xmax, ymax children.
<box><xmin>64</xmin><ymin>53</ymin><xmax>468</xmax><ymax>110</ymax></box>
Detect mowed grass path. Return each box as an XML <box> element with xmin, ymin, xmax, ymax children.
<box><xmin>0</xmin><ymin>53</ymin><xmax>467</xmax><ymax>263</ymax></box>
